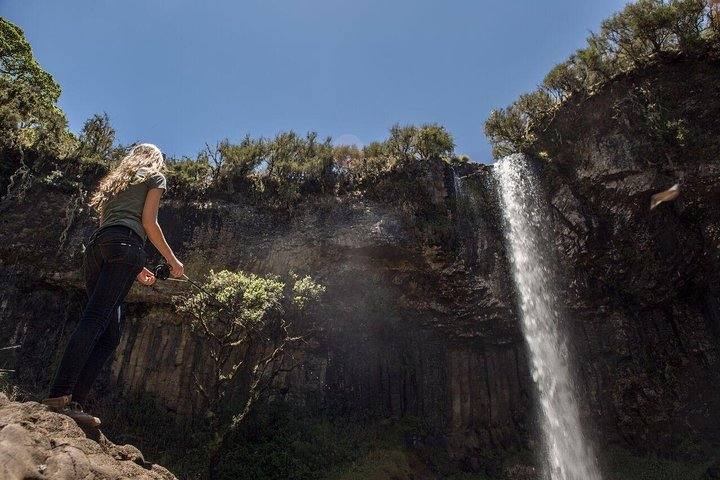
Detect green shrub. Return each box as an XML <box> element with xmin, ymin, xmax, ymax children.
<box><xmin>0</xmin><ymin>19</ymin><xmax>66</xmax><ymax>157</ymax></box>
<box><xmin>93</xmin><ymin>391</ymin><xmax>214</xmax><ymax>479</ymax></box>
<box><xmin>214</xmin><ymin>406</ymin><xmax>355</xmax><ymax>480</ymax></box>
<box><xmin>601</xmin><ymin>445</ymin><xmax>717</xmax><ymax>480</ymax></box>
<box><xmin>214</xmin><ymin>406</ymin><xmax>432</xmax><ymax>480</ymax></box>
<box><xmin>386</xmin><ymin>123</ymin><xmax>455</xmax><ymax>163</ymax></box>
<box><xmin>76</xmin><ymin>113</ymin><xmax>117</xmax><ymax>160</ymax></box>
<box><xmin>165</xmin><ymin>155</ymin><xmax>213</xmax><ymax>197</ymax></box>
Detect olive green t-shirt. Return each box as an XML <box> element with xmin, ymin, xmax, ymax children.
<box><xmin>99</xmin><ymin>167</ymin><xmax>167</xmax><ymax>242</ymax></box>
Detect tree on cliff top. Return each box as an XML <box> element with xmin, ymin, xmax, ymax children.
<box><xmin>387</xmin><ymin>123</ymin><xmax>455</xmax><ymax>163</ymax></box>
<box><xmin>484</xmin><ymin>0</ymin><xmax>718</xmax><ymax>159</ymax></box>
<box><xmin>0</xmin><ymin>18</ymin><xmax>60</xmax><ymax>103</ymax></box>
<box><xmin>77</xmin><ymin>113</ymin><xmax>117</xmax><ymax>161</ymax></box>
<box><xmin>0</xmin><ymin>18</ymin><xmax>68</xmax><ymax>157</ymax></box>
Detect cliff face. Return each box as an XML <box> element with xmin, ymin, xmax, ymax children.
<box><xmin>535</xmin><ymin>54</ymin><xmax>720</xmax><ymax>451</ymax></box>
<box><xmin>101</xmin><ymin>160</ymin><xmax>531</xmax><ymax>458</ymax></box>
<box><xmin>0</xmin><ymin>54</ymin><xmax>718</xmax><ymax>470</ymax></box>
<box><xmin>0</xmin><ymin>159</ymin><xmax>532</xmax><ymax>465</ymax></box>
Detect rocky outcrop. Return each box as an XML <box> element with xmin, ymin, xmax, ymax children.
<box><xmin>0</xmin><ymin>393</ymin><xmax>176</xmax><ymax>480</ymax></box>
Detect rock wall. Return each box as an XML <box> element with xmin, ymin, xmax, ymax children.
<box><xmin>535</xmin><ymin>54</ymin><xmax>720</xmax><ymax>451</ymax></box>
<box><xmin>0</xmin><ymin>158</ymin><xmax>534</xmax><ymax>465</ymax></box>
<box><xmin>103</xmin><ymin>160</ymin><xmax>534</xmax><ymax>461</ymax></box>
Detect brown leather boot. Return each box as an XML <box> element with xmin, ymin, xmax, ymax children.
<box><xmin>66</xmin><ymin>401</ymin><xmax>101</xmax><ymax>427</ymax></box>
<box><xmin>41</xmin><ymin>395</ymin><xmax>71</xmax><ymax>411</ymax></box>
<box><xmin>42</xmin><ymin>395</ymin><xmax>101</xmax><ymax>427</ymax></box>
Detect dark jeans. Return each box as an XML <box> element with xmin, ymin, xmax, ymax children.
<box><xmin>48</xmin><ymin>226</ymin><xmax>146</xmax><ymax>404</ymax></box>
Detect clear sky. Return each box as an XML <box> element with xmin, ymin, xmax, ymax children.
<box><xmin>2</xmin><ymin>0</ymin><xmax>628</xmax><ymax>163</ymax></box>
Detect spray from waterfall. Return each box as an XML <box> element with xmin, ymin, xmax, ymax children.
<box><xmin>494</xmin><ymin>154</ymin><xmax>601</xmax><ymax>480</ymax></box>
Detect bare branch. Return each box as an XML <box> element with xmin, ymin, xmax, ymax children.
<box><xmin>192</xmin><ymin>372</ymin><xmax>210</xmax><ymax>403</ymax></box>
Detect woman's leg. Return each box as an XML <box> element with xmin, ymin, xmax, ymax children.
<box><xmin>48</xmin><ymin>238</ymin><xmax>145</xmax><ymax>399</ymax></box>
<box><xmin>70</xmin><ymin>305</ymin><xmax>123</xmax><ymax>405</ymax></box>
<box><xmin>69</xmin><ymin>244</ymin><xmax>125</xmax><ymax>405</ymax></box>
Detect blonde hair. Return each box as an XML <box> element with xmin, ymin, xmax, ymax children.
<box><xmin>89</xmin><ymin>143</ymin><xmax>165</xmax><ymax>213</ymax></box>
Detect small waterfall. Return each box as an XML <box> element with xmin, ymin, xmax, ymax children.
<box><xmin>452</xmin><ymin>166</ymin><xmax>463</xmax><ymax>196</ymax></box>
<box><xmin>494</xmin><ymin>155</ymin><xmax>601</xmax><ymax>480</ymax></box>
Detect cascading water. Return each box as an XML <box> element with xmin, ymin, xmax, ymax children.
<box><xmin>451</xmin><ymin>166</ymin><xmax>463</xmax><ymax>196</ymax></box>
<box><xmin>494</xmin><ymin>154</ymin><xmax>602</xmax><ymax>480</ymax></box>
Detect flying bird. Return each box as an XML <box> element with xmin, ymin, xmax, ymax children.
<box><xmin>650</xmin><ymin>183</ymin><xmax>680</xmax><ymax>210</ymax></box>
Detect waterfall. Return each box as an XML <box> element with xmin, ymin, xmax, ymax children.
<box><xmin>452</xmin><ymin>166</ymin><xmax>463</xmax><ymax>196</ymax></box>
<box><xmin>494</xmin><ymin>154</ymin><xmax>601</xmax><ymax>480</ymax></box>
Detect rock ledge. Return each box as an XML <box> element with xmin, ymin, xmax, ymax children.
<box><xmin>0</xmin><ymin>393</ymin><xmax>176</xmax><ymax>480</ymax></box>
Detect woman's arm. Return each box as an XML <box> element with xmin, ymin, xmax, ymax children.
<box><xmin>142</xmin><ymin>188</ymin><xmax>184</xmax><ymax>278</ymax></box>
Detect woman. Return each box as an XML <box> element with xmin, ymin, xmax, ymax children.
<box><xmin>42</xmin><ymin>143</ymin><xmax>183</xmax><ymax>427</ymax></box>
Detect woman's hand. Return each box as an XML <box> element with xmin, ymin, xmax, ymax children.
<box><xmin>168</xmin><ymin>258</ymin><xmax>184</xmax><ymax>278</ymax></box>
<box><xmin>136</xmin><ymin>267</ymin><xmax>156</xmax><ymax>286</ymax></box>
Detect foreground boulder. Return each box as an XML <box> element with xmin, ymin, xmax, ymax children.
<box><xmin>0</xmin><ymin>393</ymin><xmax>176</xmax><ymax>480</ymax></box>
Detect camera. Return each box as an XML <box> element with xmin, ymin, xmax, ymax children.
<box><xmin>154</xmin><ymin>264</ymin><xmax>171</xmax><ymax>280</ymax></box>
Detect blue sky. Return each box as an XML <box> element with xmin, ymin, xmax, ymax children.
<box><xmin>2</xmin><ymin>0</ymin><xmax>628</xmax><ymax>163</ymax></box>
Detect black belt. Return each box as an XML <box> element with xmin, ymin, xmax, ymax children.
<box><xmin>87</xmin><ymin>225</ymin><xmax>144</xmax><ymax>246</ymax></box>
